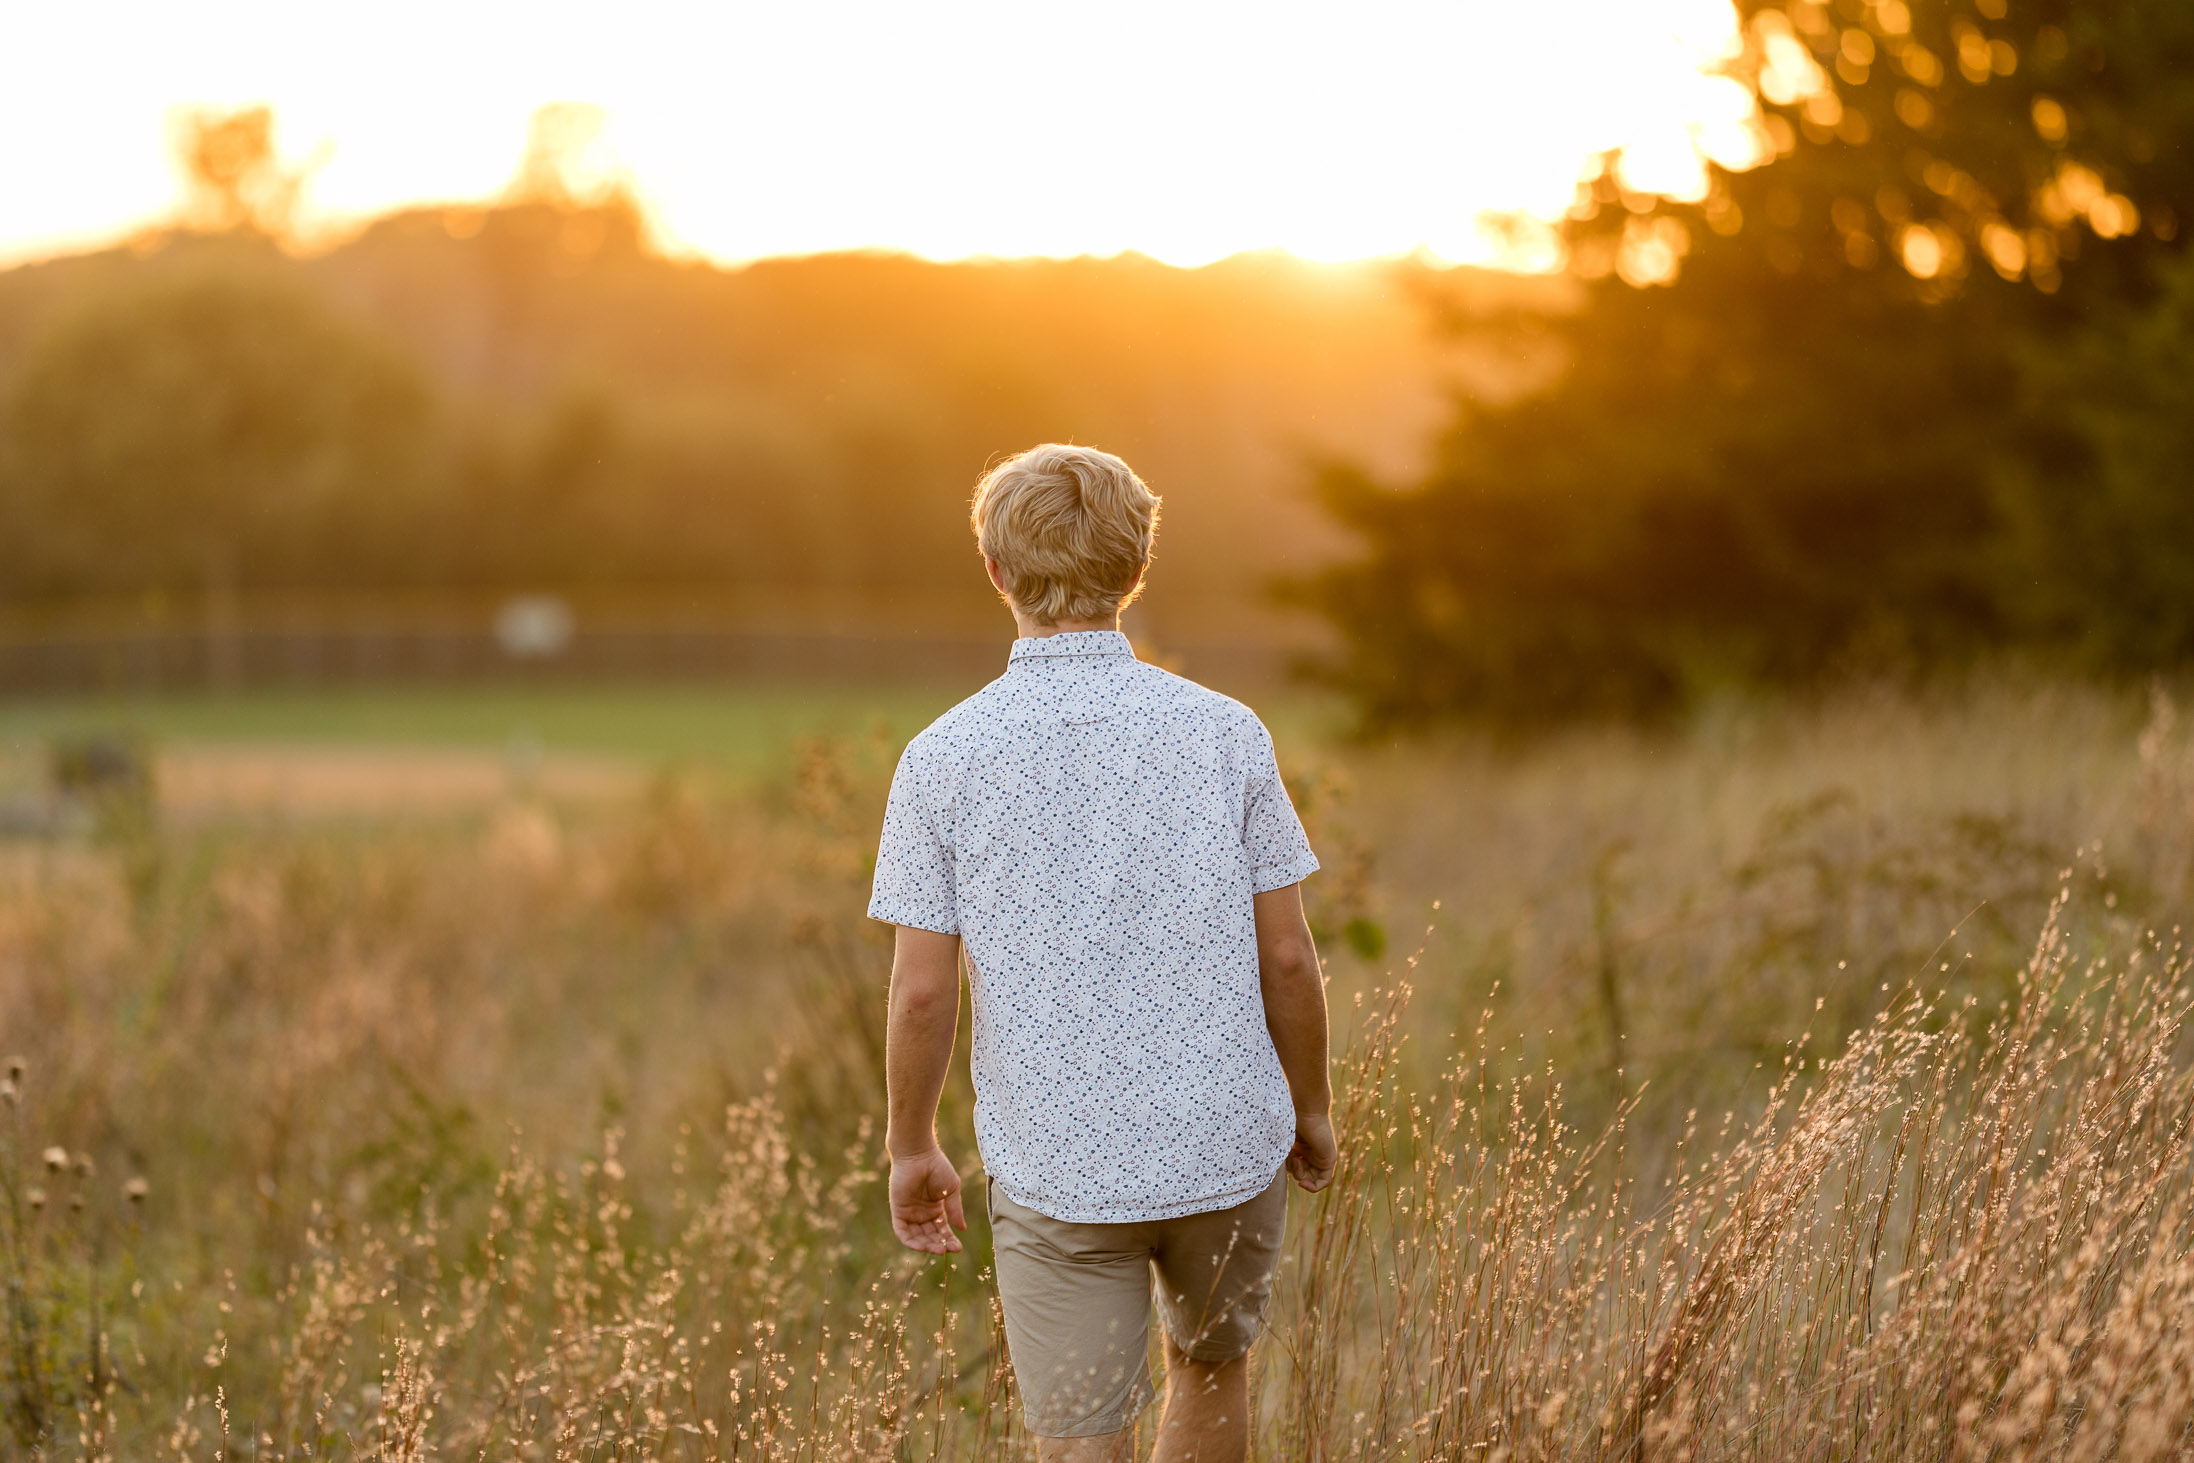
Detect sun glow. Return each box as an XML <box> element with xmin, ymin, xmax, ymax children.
<box><xmin>5</xmin><ymin>0</ymin><xmax>1758</xmax><ymax>270</ymax></box>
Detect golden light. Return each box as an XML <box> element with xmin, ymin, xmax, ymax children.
<box><xmin>1617</xmin><ymin>215</ymin><xmax>1691</xmax><ymax>287</ymax></box>
<box><xmin>1979</xmin><ymin>221</ymin><xmax>2026</xmax><ymax>279</ymax></box>
<box><xmin>4</xmin><ymin>0</ymin><xmax>1765</xmax><ymax>271</ymax></box>
<box><xmin>2088</xmin><ymin>194</ymin><xmax>2141</xmax><ymax>240</ymax></box>
<box><xmin>2040</xmin><ymin>161</ymin><xmax>2106</xmax><ymax>226</ymax></box>
<box><xmin>1899</xmin><ymin>224</ymin><xmax>1944</xmax><ymax>279</ymax></box>
<box><xmin>1953</xmin><ymin>23</ymin><xmax>1996</xmax><ymax>84</ymax></box>
<box><xmin>1895</xmin><ymin>42</ymin><xmax>1944</xmax><ymax>88</ymax></box>
<box><xmin>1753</xmin><ymin>16</ymin><xmax>1829</xmax><ymax>108</ymax></box>
<box><xmin>1894</xmin><ymin>89</ymin><xmax>1934</xmax><ymax>130</ymax></box>
<box><xmin>2031</xmin><ymin>96</ymin><xmax>2068</xmax><ymax>144</ymax></box>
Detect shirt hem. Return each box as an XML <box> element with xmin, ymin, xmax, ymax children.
<box><xmin>1249</xmin><ymin>853</ymin><xmax>1321</xmax><ymax>895</ymax></box>
<box><xmin>866</xmin><ymin>903</ymin><xmax>958</xmax><ymax>935</ymax></box>
<box><xmin>991</xmin><ymin>1159</ymin><xmax>1289</xmax><ymax>1226</ymax></box>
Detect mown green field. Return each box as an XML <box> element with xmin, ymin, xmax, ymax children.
<box><xmin>0</xmin><ymin>682</ymin><xmax>967</xmax><ymax>764</ymax></box>
<box><xmin>0</xmin><ymin>679</ymin><xmax>1352</xmax><ymax>775</ymax></box>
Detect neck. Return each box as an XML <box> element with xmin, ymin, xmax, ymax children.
<box><xmin>1011</xmin><ymin>610</ymin><xmax>1121</xmax><ymax>640</ymax></box>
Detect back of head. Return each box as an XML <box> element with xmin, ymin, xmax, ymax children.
<box><xmin>970</xmin><ymin>444</ymin><xmax>1160</xmax><ymax>625</ymax></box>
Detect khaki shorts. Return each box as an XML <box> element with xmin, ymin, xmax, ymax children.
<box><xmin>987</xmin><ymin>1170</ymin><xmax>1287</xmax><ymax>1438</ymax></box>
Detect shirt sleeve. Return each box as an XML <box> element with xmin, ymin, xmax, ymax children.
<box><xmin>867</xmin><ymin>739</ymin><xmax>959</xmax><ymax>933</ymax></box>
<box><xmin>1241</xmin><ymin>717</ymin><xmax>1320</xmax><ymax>894</ymax></box>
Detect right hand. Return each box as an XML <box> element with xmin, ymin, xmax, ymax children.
<box><xmin>1287</xmin><ymin>1111</ymin><xmax>1338</xmax><ymax>1192</ymax></box>
<box><xmin>888</xmin><ymin>1145</ymin><xmax>968</xmax><ymax>1254</ymax></box>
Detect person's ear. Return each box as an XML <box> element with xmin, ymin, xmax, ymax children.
<box><xmin>985</xmin><ymin>556</ymin><xmax>1008</xmax><ymax>595</ymax></box>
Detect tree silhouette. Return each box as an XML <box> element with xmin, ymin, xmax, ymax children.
<box><xmin>171</xmin><ymin>106</ymin><xmax>311</xmax><ymax>240</ymax></box>
<box><xmin>1308</xmin><ymin>0</ymin><xmax>2194</xmax><ymax>725</ymax></box>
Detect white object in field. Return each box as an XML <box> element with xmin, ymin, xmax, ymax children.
<box><xmin>494</xmin><ymin>595</ymin><xmax>575</xmax><ymax>659</ymax></box>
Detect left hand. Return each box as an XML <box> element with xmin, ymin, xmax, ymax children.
<box><xmin>889</xmin><ymin>1146</ymin><xmax>968</xmax><ymax>1254</ymax></box>
<box><xmin>1287</xmin><ymin>1111</ymin><xmax>1338</xmax><ymax>1193</ymax></box>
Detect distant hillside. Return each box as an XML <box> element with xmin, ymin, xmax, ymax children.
<box><xmin>0</xmin><ymin>209</ymin><xmax>1563</xmax><ymax>655</ymax></box>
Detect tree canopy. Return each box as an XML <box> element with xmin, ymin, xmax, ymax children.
<box><xmin>1309</xmin><ymin>0</ymin><xmax>2194</xmax><ymax>724</ymax></box>
<box><xmin>0</xmin><ymin>268</ymin><xmax>443</xmax><ymax>599</ymax></box>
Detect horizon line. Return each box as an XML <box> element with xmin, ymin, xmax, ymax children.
<box><xmin>0</xmin><ymin>200</ymin><xmax>1569</xmax><ymax>280</ymax></box>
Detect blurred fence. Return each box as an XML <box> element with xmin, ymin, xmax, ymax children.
<box><xmin>0</xmin><ymin>621</ymin><xmax>1288</xmax><ymax>694</ymax></box>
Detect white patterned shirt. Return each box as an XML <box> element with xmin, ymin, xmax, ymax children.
<box><xmin>868</xmin><ymin>630</ymin><xmax>1319</xmax><ymax>1223</ymax></box>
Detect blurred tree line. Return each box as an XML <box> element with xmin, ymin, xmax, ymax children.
<box><xmin>1311</xmin><ymin>0</ymin><xmax>2194</xmax><ymax>723</ymax></box>
<box><xmin>0</xmin><ymin>107</ymin><xmax>1488</xmax><ymax>646</ymax></box>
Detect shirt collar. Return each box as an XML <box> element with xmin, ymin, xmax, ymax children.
<box><xmin>1008</xmin><ymin>630</ymin><xmax>1135</xmax><ymax>664</ymax></box>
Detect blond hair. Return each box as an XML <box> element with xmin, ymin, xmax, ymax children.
<box><xmin>970</xmin><ymin>444</ymin><xmax>1160</xmax><ymax>624</ymax></box>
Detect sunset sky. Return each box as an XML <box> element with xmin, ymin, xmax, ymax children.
<box><xmin>6</xmin><ymin>0</ymin><xmax>1763</xmax><ymax>270</ymax></box>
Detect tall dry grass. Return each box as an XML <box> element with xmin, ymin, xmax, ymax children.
<box><xmin>0</xmin><ymin>681</ymin><xmax>2190</xmax><ymax>1459</ymax></box>
<box><xmin>1266</xmin><ymin>891</ymin><xmax>2193</xmax><ymax>1459</ymax></box>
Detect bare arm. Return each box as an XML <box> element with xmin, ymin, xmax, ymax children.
<box><xmin>884</xmin><ymin>925</ymin><xmax>968</xmax><ymax>1253</ymax></box>
<box><xmin>1254</xmin><ymin>883</ymin><xmax>1337</xmax><ymax>1191</ymax></box>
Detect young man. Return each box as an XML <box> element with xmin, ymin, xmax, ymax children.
<box><xmin>869</xmin><ymin>443</ymin><xmax>1337</xmax><ymax>1462</ymax></box>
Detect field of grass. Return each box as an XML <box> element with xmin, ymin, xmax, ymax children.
<box><xmin>0</xmin><ymin>681</ymin><xmax>1351</xmax><ymax>764</ymax></box>
<box><xmin>1</xmin><ymin>675</ymin><xmax>2191</xmax><ymax>1459</ymax></box>
<box><xmin>0</xmin><ymin>683</ymin><xmax>979</xmax><ymax>770</ymax></box>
